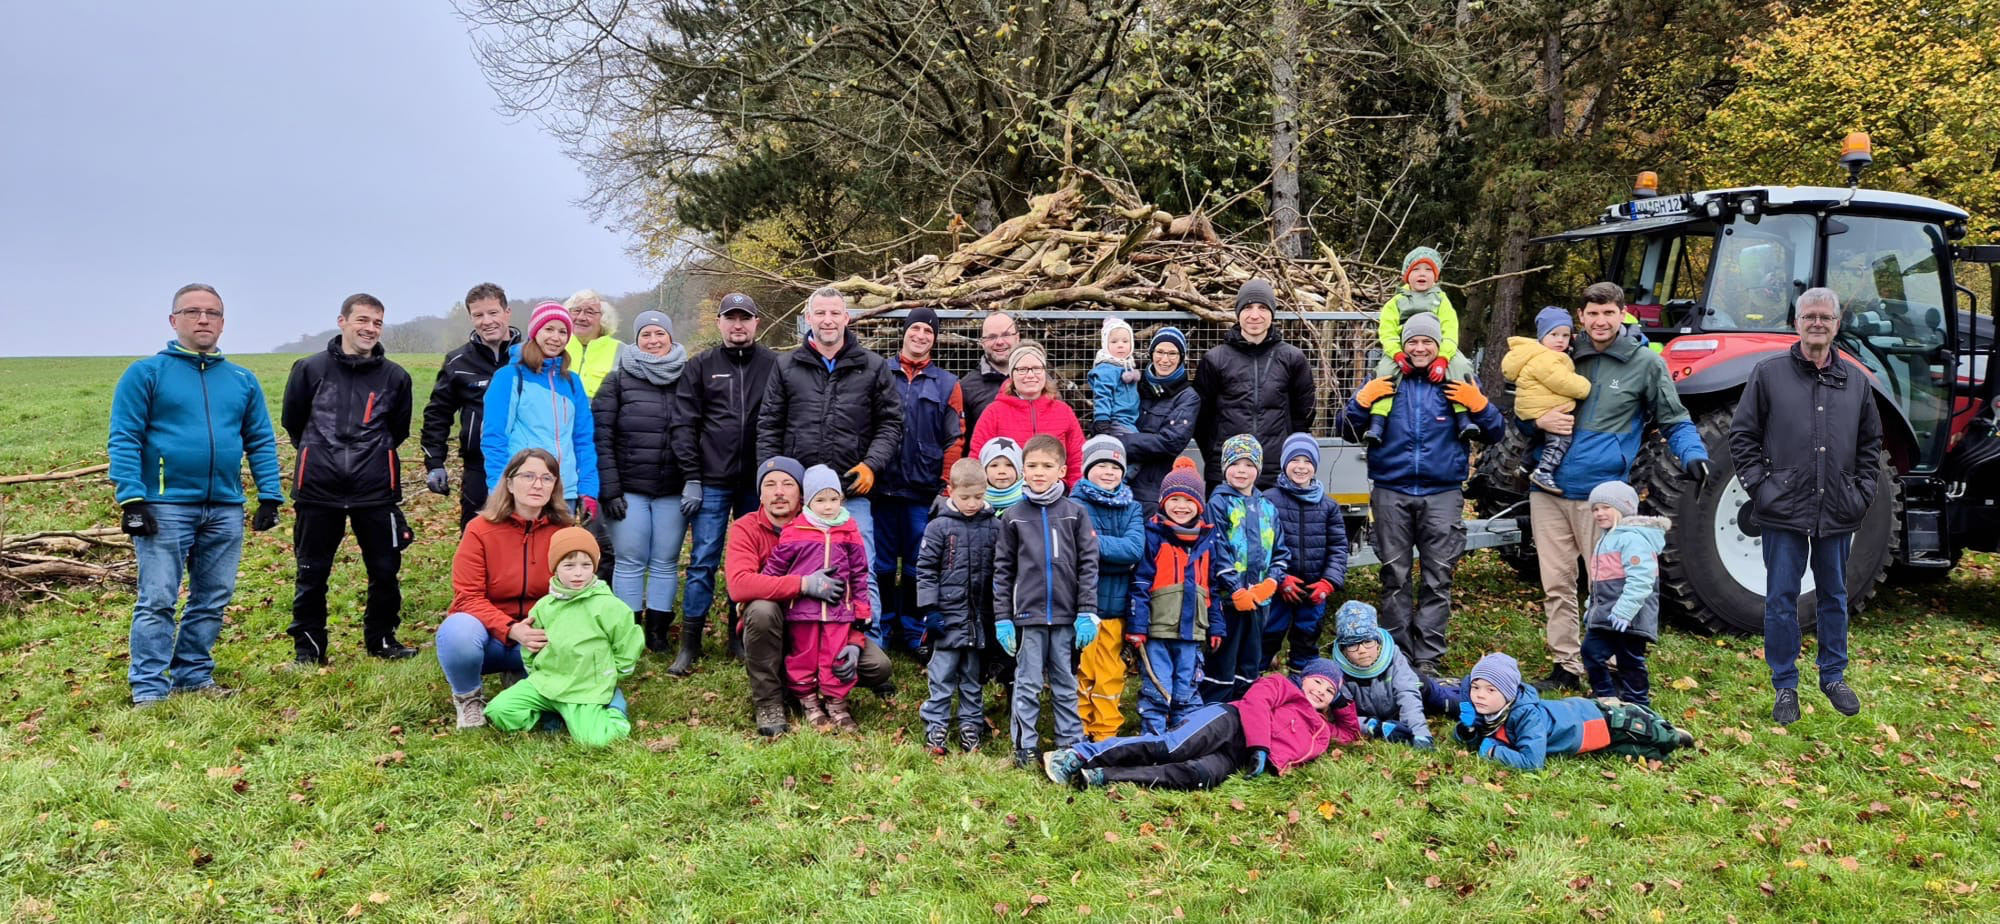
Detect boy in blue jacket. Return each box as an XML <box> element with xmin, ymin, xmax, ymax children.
<box><xmin>1127</xmin><ymin>458</ymin><xmax>1219</xmax><ymax>733</ymax></box>
<box><xmin>1580</xmin><ymin>481</ymin><xmax>1668</xmax><ymax>707</ymax></box>
<box><xmin>1454</xmin><ymin>653</ymin><xmax>1694</xmax><ymax>770</ymax></box>
<box><xmin>1263</xmin><ymin>433</ymin><xmax>1348</xmax><ymax>672</ymax></box>
<box><xmin>1072</xmin><ymin>436</ymin><xmax>1146</xmax><ymax>740</ymax></box>
<box><xmin>1204</xmin><ymin>434</ymin><xmax>1289</xmax><ymax>703</ymax></box>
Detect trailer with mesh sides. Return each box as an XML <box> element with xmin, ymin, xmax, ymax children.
<box><xmin>850</xmin><ymin>307</ymin><xmax>1525</xmax><ymax>565</ymax></box>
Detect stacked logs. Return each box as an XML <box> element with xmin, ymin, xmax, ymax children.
<box><xmin>1</xmin><ymin>464</ymin><xmax>133</xmax><ymax>599</ymax></box>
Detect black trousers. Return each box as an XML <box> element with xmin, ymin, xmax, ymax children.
<box><xmin>1077</xmin><ymin>703</ymin><xmax>1248</xmax><ymax>790</ymax></box>
<box><xmin>290</xmin><ymin>504</ymin><xmax>404</xmax><ymax>659</ymax></box>
<box><xmin>1581</xmin><ymin>628</ymin><xmax>1651</xmax><ymax>708</ymax></box>
<box><xmin>458</xmin><ymin>462</ymin><xmax>489</xmax><ymax>529</ymax></box>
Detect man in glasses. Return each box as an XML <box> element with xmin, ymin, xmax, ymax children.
<box><xmin>1730</xmin><ymin>287</ymin><xmax>1881</xmax><ymax>726</ymax></box>
<box><xmin>959</xmin><ymin>311</ymin><xmax>1018</xmax><ymax>455</ymax></box>
<box><xmin>108</xmin><ymin>283</ymin><xmax>286</xmax><ymax>707</ymax></box>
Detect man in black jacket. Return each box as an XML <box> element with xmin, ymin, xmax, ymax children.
<box><xmin>421</xmin><ymin>282</ymin><xmax>520</xmax><ymax>526</ymax></box>
<box><xmin>757</xmin><ymin>286</ymin><xmax>905</xmax><ymax>623</ymax></box>
<box><xmin>281</xmin><ymin>293</ymin><xmax>417</xmax><ymax>665</ymax></box>
<box><xmin>960</xmin><ymin>310</ymin><xmax>1018</xmax><ymax>454</ymax></box>
<box><xmin>1729</xmin><ymin>287</ymin><xmax>1882</xmax><ymax>726</ymax></box>
<box><xmin>1193</xmin><ymin>279</ymin><xmax>1317</xmax><ymax>490</ymax></box>
<box><xmin>669</xmin><ymin>292</ymin><xmax>778</xmax><ymax>664</ymax></box>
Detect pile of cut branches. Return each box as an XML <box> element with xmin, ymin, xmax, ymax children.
<box><xmin>2</xmin><ymin>464</ymin><xmax>132</xmax><ymax>601</ymax></box>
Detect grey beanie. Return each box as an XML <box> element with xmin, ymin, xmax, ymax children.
<box><xmin>1234</xmin><ymin>279</ymin><xmax>1277</xmax><ymax>313</ymax></box>
<box><xmin>633</xmin><ymin>310</ymin><xmax>674</xmax><ymax>339</ymax></box>
<box><xmin>1467</xmin><ymin>652</ymin><xmax>1523</xmax><ymax>706</ymax></box>
<box><xmin>1401</xmin><ymin>312</ymin><xmax>1444</xmax><ymax>347</ymax></box>
<box><xmin>1081</xmin><ymin>435</ymin><xmax>1127</xmax><ymax>476</ymax></box>
<box><xmin>1587</xmin><ymin>480</ymin><xmax>1640</xmax><ymax>517</ymax></box>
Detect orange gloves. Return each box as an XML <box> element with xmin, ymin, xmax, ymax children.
<box><xmin>843</xmin><ymin>463</ymin><xmax>876</xmax><ymax>496</ymax></box>
<box><xmin>1231</xmin><ymin>578</ymin><xmax>1279</xmax><ymax>611</ymax></box>
<box><xmin>1356</xmin><ymin>377</ymin><xmax>1397</xmax><ymax>408</ymax></box>
<box><xmin>1444</xmin><ymin>382</ymin><xmax>1489</xmax><ymax>414</ymax></box>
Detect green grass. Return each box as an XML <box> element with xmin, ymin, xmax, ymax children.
<box><xmin>1</xmin><ymin>354</ymin><xmax>1996</xmax><ymax>922</ymax></box>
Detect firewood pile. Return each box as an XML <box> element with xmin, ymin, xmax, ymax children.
<box><xmin>2</xmin><ymin>464</ymin><xmax>133</xmax><ymax>600</ymax></box>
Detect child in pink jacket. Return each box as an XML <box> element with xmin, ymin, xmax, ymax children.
<box><xmin>761</xmin><ymin>464</ymin><xmax>873</xmax><ymax>731</ymax></box>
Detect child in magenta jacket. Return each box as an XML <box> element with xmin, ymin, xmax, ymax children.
<box><xmin>761</xmin><ymin>464</ymin><xmax>873</xmax><ymax>731</ymax></box>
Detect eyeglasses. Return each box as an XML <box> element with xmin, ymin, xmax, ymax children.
<box><xmin>980</xmin><ymin>330</ymin><xmax>1019</xmax><ymax>343</ymax></box>
<box><xmin>1012</xmin><ymin>364</ymin><xmax>1046</xmax><ymax>375</ymax></box>
<box><xmin>571</xmin><ymin>308</ymin><xmax>602</xmax><ymax>318</ymax></box>
<box><xmin>1798</xmin><ymin>313</ymin><xmax>1838</xmax><ymax>325</ymax></box>
<box><xmin>175</xmin><ymin>309</ymin><xmax>225</xmax><ymax>320</ymax></box>
<box><xmin>512</xmin><ymin>472</ymin><xmax>558</xmax><ymax>486</ymax></box>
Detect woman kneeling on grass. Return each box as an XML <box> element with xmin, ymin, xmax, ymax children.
<box><xmin>1041</xmin><ymin>659</ymin><xmax>1361</xmax><ymax>791</ymax></box>
<box><xmin>436</xmin><ymin>448</ymin><xmax>629</xmax><ymax>730</ymax></box>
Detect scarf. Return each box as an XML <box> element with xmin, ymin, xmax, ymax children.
<box><xmin>986</xmin><ymin>481</ymin><xmax>1024</xmax><ymax>512</ymax></box>
<box><xmin>805</xmin><ymin>506</ymin><xmax>852</xmax><ymax>528</ymax></box>
<box><xmin>1024</xmin><ymin>480</ymin><xmax>1066</xmax><ymax>506</ymax></box>
<box><xmin>1333</xmin><ymin>627</ymin><xmax>1397</xmax><ymax>680</ymax></box>
<box><xmin>1160</xmin><ymin>515</ymin><xmax>1205</xmax><ymax>543</ymax></box>
<box><xmin>1141</xmin><ymin>366</ymin><xmax>1188</xmax><ymax>398</ymax></box>
<box><xmin>1278</xmin><ymin>474</ymin><xmax>1325</xmax><ymax>506</ymax></box>
<box><xmin>615</xmin><ymin>340</ymin><xmax>688</xmax><ymax>387</ymax></box>
<box><xmin>1071</xmin><ymin>479</ymin><xmax>1133</xmax><ymax>509</ymax></box>
<box><xmin>1094</xmin><ymin>349</ymin><xmax>1135</xmax><ymax>369</ymax></box>
<box><xmin>546</xmin><ymin>577</ymin><xmax>599</xmax><ymax>599</ymax></box>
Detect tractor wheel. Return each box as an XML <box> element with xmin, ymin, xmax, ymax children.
<box><xmin>1638</xmin><ymin>406</ymin><xmax>1893</xmax><ymax>635</ymax></box>
<box><xmin>1468</xmin><ymin>425</ymin><xmax>1538</xmax><ymax>583</ymax></box>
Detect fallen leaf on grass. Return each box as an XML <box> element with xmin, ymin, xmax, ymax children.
<box><xmin>1228</xmin><ymin>798</ymin><xmax>1246</xmax><ymax>812</ymax></box>
<box><xmin>1317</xmin><ymin>801</ymin><xmax>1337</xmax><ymax>820</ymax></box>
<box><xmin>1878</xmin><ymin>723</ymin><xmax>1900</xmax><ymax>743</ymax></box>
<box><xmin>367</xmin><ymin>892</ymin><xmax>389</xmax><ymax>905</ymax></box>
<box><xmin>372</xmin><ymin>751</ymin><xmax>405</xmax><ymax>767</ymax></box>
<box><xmin>1104</xmin><ymin>831</ymin><xmax>1120</xmax><ymax>843</ymax></box>
<box><xmin>1838</xmin><ymin>856</ymin><xmax>1861</xmax><ymax>872</ymax></box>
<box><xmin>1670</xmin><ymin>676</ymin><xmax>1698</xmax><ymax>691</ymax></box>
<box><xmin>205</xmin><ymin>766</ymin><xmax>244</xmax><ymax>779</ymax></box>
<box><xmin>1424</xmin><ymin>876</ymin><xmax>1443</xmax><ymax>889</ymax></box>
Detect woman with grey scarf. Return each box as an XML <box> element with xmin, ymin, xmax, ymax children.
<box><xmin>591</xmin><ymin>310</ymin><xmax>693</xmax><ymax>653</ymax></box>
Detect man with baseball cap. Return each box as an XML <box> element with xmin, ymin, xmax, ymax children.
<box><xmin>668</xmin><ymin>291</ymin><xmax>778</xmax><ymax>672</ymax></box>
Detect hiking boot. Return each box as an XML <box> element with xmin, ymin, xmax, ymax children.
<box><xmin>1532</xmin><ymin>665</ymin><xmax>1583</xmax><ymax>693</ymax></box>
<box><xmin>1075</xmin><ymin>768</ymin><xmax>1107</xmax><ymax>790</ymax></box>
<box><xmin>924</xmin><ymin>724</ymin><xmax>949</xmax><ymax>756</ymax></box>
<box><xmin>367</xmin><ymin>635</ymin><xmax>419</xmax><ymax>660</ymax></box>
<box><xmin>668</xmin><ymin>622</ymin><xmax>703</xmax><ymax>676</ymax></box>
<box><xmin>643</xmin><ymin>609</ymin><xmax>676</xmax><ymax>654</ymax></box>
<box><xmin>725</xmin><ymin>625</ymin><xmax>745</xmax><ymax>661</ymax></box>
<box><xmin>1013</xmin><ymin>747</ymin><xmax>1040</xmax><ymax>770</ymax></box>
<box><xmin>180</xmin><ymin>682</ymin><xmax>237</xmax><ymax>700</ymax></box>
<box><xmin>452</xmin><ymin>691</ymin><xmax>487</xmax><ymax>729</ymax></box>
<box><xmin>1820</xmin><ymin>680</ymin><xmax>1861</xmax><ymax>716</ymax></box>
<box><xmin>1773</xmin><ymin>688</ymin><xmax>1800</xmax><ymax>726</ymax></box>
<box><xmin>825</xmin><ymin>696</ymin><xmax>859</xmax><ymax>732</ymax></box>
<box><xmin>1454</xmin><ymin>411</ymin><xmax>1482</xmax><ymax>443</ymax></box>
<box><xmin>798</xmin><ymin>692</ymin><xmax>831</xmax><ymax>730</ymax></box>
<box><xmin>1672</xmin><ymin>727</ymin><xmax>1696</xmax><ymax>750</ymax></box>
<box><xmin>754</xmin><ymin>702</ymin><xmax>789</xmax><ymax>738</ymax></box>
<box><xmin>957</xmin><ymin>723</ymin><xmax>983</xmax><ymax>753</ymax></box>
<box><xmin>1042</xmin><ymin>747</ymin><xmax>1083</xmax><ymax>785</ymax></box>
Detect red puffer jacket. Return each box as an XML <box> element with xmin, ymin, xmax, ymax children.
<box><xmin>967</xmin><ymin>384</ymin><xmax>1085</xmax><ymax>487</ymax></box>
<box><xmin>1233</xmin><ymin>673</ymin><xmax>1360</xmax><ymax>774</ymax></box>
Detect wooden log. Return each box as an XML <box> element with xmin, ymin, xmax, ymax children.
<box><xmin>0</xmin><ymin>464</ymin><xmax>109</xmax><ymax>486</ymax></box>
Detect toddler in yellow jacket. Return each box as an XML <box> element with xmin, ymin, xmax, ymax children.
<box><xmin>1502</xmin><ymin>307</ymin><xmax>1592</xmax><ymax>495</ymax></box>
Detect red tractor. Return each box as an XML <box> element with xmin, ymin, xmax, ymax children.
<box><xmin>1473</xmin><ymin>136</ymin><xmax>2000</xmax><ymax>634</ymax></box>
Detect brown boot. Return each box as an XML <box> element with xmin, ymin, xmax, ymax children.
<box><xmin>797</xmin><ymin>691</ymin><xmax>831</xmax><ymax>730</ymax></box>
<box><xmin>825</xmin><ymin>696</ymin><xmax>859</xmax><ymax>732</ymax></box>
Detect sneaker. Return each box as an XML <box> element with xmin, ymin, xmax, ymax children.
<box><xmin>1773</xmin><ymin>688</ymin><xmax>1800</xmax><ymax>726</ymax></box>
<box><xmin>924</xmin><ymin>724</ymin><xmax>949</xmax><ymax>756</ymax></box>
<box><xmin>1075</xmin><ymin>768</ymin><xmax>1107</xmax><ymax>790</ymax></box>
<box><xmin>957</xmin><ymin>723</ymin><xmax>983</xmax><ymax>753</ymax></box>
<box><xmin>1672</xmin><ymin>727</ymin><xmax>1696</xmax><ymax>750</ymax></box>
<box><xmin>1013</xmin><ymin>747</ymin><xmax>1040</xmax><ymax>770</ymax></box>
<box><xmin>1527</xmin><ymin>470</ymin><xmax>1563</xmax><ymax>495</ymax></box>
<box><xmin>1819</xmin><ymin>680</ymin><xmax>1861</xmax><ymax>716</ymax></box>
<box><xmin>1532</xmin><ymin>666</ymin><xmax>1583</xmax><ymax>693</ymax></box>
<box><xmin>368</xmin><ymin>636</ymin><xmax>419</xmax><ymax>660</ymax></box>
<box><xmin>1042</xmin><ymin>747</ymin><xmax>1083</xmax><ymax>785</ymax></box>
<box><xmin>452</xmin><ymin>691</ymin><xmax>487</xmax><ymax>729</ymax></box>
<box><xmin>179</xmin><ymin>682</ymin><xmax>237</xmax><ymax>700</ymax></box>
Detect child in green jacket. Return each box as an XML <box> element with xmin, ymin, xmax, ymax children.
<box><xmin>485</xmin><ymin>527</ymin><xmax>645</xmax><ymax>747</ymax></box>
<box><xmin>1368</xmin><ymin>247</ymin><xmax>1478</xmax><ymax>444</ymax></box>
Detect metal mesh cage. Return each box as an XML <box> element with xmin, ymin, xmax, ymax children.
<box><xmin>851</xmin><ymin>309</ymin><xmax>1382</xmax><ymax>438</ymax></box>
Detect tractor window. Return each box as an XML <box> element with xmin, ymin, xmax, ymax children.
<box><xmin>1826</xmin><ymin>216</ymin><xmax>1952</xmax><ymax>464</ymax></box>
<box><xmin>1703</xmin><ymin>214</ymin><xmax>1815</xmax><ymax>331</ymax></box>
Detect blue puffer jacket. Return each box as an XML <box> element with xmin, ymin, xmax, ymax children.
<box><xmin>1521</xmin><ymin>334</ymin><xmax>1707</xmax><ymax>498</ymax></box>
<box><xmin>1119</xmin><ymin>375</ymin><xmax>1199</xmax><ymax>511</ymax></box>
<box><xmin>1072</xmin><ymin>480</ymin><xmax>1145</xmax><ymax>618</ymax></box>
<box><xmin>1340</xmin><ymin>376</ymin><xmax>1504</xmax><ymax>496</ymax></box>
<box><xmin>109</xmin><ymin>342</ymin><xmax>285</xmax><ymax>506</ymax></box>
<box><xmin>1454</xmin><ymin>685</ymin><xmax>1611</xmax><ymax>771</ymax></box>
<box><xmin>1263</xmin><ymin>480</ymin><xmax>1349</xmax><ymax>588</ymax></box>
<box><xmin>481</xmin><ymin>346</ymin><xmax>599</xmax><ymax>501</ymax></box>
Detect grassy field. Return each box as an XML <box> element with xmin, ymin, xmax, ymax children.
<box><xmin>0</xmin><ymin>353</ymin><xmax>1996</xmax><ymax>922</ymax></box>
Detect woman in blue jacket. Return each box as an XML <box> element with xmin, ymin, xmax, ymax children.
<box><xmin>483</xmin><ymin>302</ymin><xmax>600</xmax><ymax>519</ymax></box>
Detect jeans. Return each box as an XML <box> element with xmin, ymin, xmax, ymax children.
<box><xmin>1581</xmin><ymin>627</ymin><xmax>1651</xmax><ymax>707</ymax></box>
<box><xmin>920</xmin><ymin>646</ymin><xmax>985</xmax><ymax>727</ymax></box>
<box><xmin>1203</xmin><ymin>605</ymin><xmax>1265</xmax><ymax>704</ymax></box>
<box><xmin>1011</xmin><ymin>624</ymin><xmax>1083</xmax><ymax>752</ymax></box>
<box><xmin>1762</xmin><ymin>528</ymin><xmax>1852</xmax><ymax>690</ymax></box>
<box><xmin>1371</xmin><ymin>487</ymin><xmax>1467</xmax><ymax>666</ymax></box>
<box><xmin>436</xmin><ymin>611</ymin><xmax>527</xmax><ymax>695</ymax></box>
<box><xmin>606</xmin><ymin>492</ymin><xmax>687</xmax><ymax>613</ymax></box>
<box><xmin>1136</xmin><ymin>639</ymin><xmax>1204</xmax><ymax>734</ymax></box>
<box><xmin>870</xmin><ymin>496</ymin><xmax>932</xmax><ymax>651</ymax></box>
<box><xmin>682</xmin><ymin>484</ymin><xmax>757</xmax><ymax>626</ymax></box>
<box><xmin>846</xmin><ymin>495</ymin><xmax>883</xmax><ymax>635</ymax></box>
<box><xmin>129</xmin><ymin>502</ymin><xmax>245</xmax><ymax>702</ymax></box>
<box><xmin>290</xmin><ymin>503</ymin><xmax>404</xmax><ymax>659</ymax></box>
<box><xmin>1072</xmin><ymin>702</ymin><xmax>1246</xmax><ymax>790</ymax></box>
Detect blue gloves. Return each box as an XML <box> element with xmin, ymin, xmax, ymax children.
<box><xmin>1247</xmin><ymin>748</ymin><xmax>1270</xmax><ymax>778</ymax></box>
<box><xmin>1609</xmin><ymin>613</ymin><xmax>1633</xmax><ymax>633</ymax></box>
<box><xmin>924</xmin><ymin>611</ymin><xmax>947</xmax><ymax>635</ymax></box>
<box><xmin>996</xmin><ymin>619</ymin><xmax>1018</xmax><ymax>657</ymax></box>
<box><xmin>1074</xmin><ymin>613</ymin><xmax>1100</xmax><ymax>650</ymax></box>
<box><xmin>1458</xmin><ymin>700</ymin><xmax>1478</xmax><ymax>728</ymax></box>
<box><xmin>1477</xmin><ymin>738</ymin><xmax>1498</xmax><ymax>758</ymax></box>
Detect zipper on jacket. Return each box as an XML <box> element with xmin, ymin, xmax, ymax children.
<box><xmin>200</xmin><ymin>361</ymin><xmax>217</xmax><ymax>503</ymax></box>
<box><xmin>297</xmin><ymin>447</ymin><xmax>310</xmax><ymax>490</ymax></box>
<box><xmin>519</xmin><ymin>519</ymin><xmax>536</xmax><ymax>621</ymax></box>
<box><xmin>363</xmin><ymin>391</ymin><xmax>377</xmax><ymax>424</ymax></box>
<box><xmin>158</xmin><ymin>458</ymin><xmax>167</xmax><ymax>495</ymax></box>
<box><xmin>1042</xmin><ymin>505</ymin><xmax>1056</xmax><ymax>622</ymax></box>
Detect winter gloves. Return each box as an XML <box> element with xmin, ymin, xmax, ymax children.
<box><xmin>1074</xmin><ymin>614</ymin><xmax>1100</xmax><ymax>650</ymax></box>
<box><xmin>1355</xmin><ymin>377</ymin><xmax>1397</xmax><ymax>408</ymax></box>
<box><xmin>120</xmin><ymin>502</ymin><xmax>157</xmax><ymax>537</ymax></box>
<box><xmin>1444</xmin><ymin>382</ymin><xmax>1489</xmax><ymax>414</ymax></box>
<box><xmin>680</xmin><ymin>480</ymin><xmax>705</xmax><ymax>518</ymax></box>
<box><xmin>1308</xmin><ymin>579</ymin><xmax>1335</xmax><ymax>605</ymax></box>
<box><xmin>1279</xmin><ymin>577</ymin><xmax>1338</xmax><ymax>605</ymax></box>
<box><xmin>1124</xmin><ymin>632</ymin><xmax>1147</xmax><ymax>650</ymax></box>
<box><xmin>578</xmin><ymin>496</ymin><xmax>600</xmax><ymax>522</ymax></box>
<box><xmin>602</xmin><ymin>495</ymin><xmax>628</xmax><ymax>521</ymax></box>
<box><xmin>252</xmin><ymin>499</ymin><xmax>282</xmax><ymax>532</ymax></box>
<box><xmin>425</xmin><ymin>467</ymin><xmax>450</xmax><ymax>496</ymax></box>
<box><xmin>1231</xmin><ymin>578</ymin><xmax>1279</xmax><ymax>612</ymax></box>
<box><xmin>1246</xmin><ymin>747</ymin><xmax>1270</xmax><ymax>778</ymax></box>
<box><xmin>1684</xmin><ymin>457</ymin><xmax>1713</xmax><ymax>485</ymax></box>
<box><xmin>843</xmin><ymin>463</ymin><xmax>875</xmax><ymax>496</ymax></box>
<box><xmin>1363</xmin><ymin>718</ymin><xmax>1432</xmax><ymax>749</ymax></box>
<box><xmin>832</xmin><ymin>643</ymin><xmax>861</xmax><ymax>682</ymax></box>
<box><xmin>1279</xmin><ymin>575</ymin><xmax>1308</xmax><ymax>603</ymax></box>
<box><xmin>996</xmin><ymin>619</ymin><xmax>1018</xmax><ymax>656</ymax></box>
<box><xmin>799</xmin><ymin>568</ymin><xmax>847</xmax><ymax>603</ymax></box>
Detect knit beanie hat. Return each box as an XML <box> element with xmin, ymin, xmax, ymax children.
<box><xmin>528</xmin><ymin>302</ymin><xmax>572</xmax><ymax>340</ymax></box>
<box><xmin>1401</xmin><ymin>312</ymin><xmax>1444</xmax><ymax>347</ymax></box>
<box><xmin>1588</xmin><ymin>480</ymin><xmax>1640</xmax><ymax>517</ymax></box>
<box><xmin>547</xmin><ymin>526</ymin><xmax>600</xmax><ymax>573</ymax></box>
<box><xmin>979</xmin><ymin>437</ymin><xmax>1024</xmax><ymax>473</ymax></box>
<box><xmin>1402</xmin><ymin>246</ymin><xmax>1443</xmax><ymax>282</ymax></box>
<box><xmin>1221</xmin><ymin>433</ymin><xmax>1263</xmax><ymax>470</ymax></box>
<box><xmin>1158</xmin><ymin>457</ymin><xmax>1206</xmax><ymax>513</ymax></box>
<box><xmin>1293</xmin><ymin>657</ymin><xmax>1346</xmax><ymax>691</ymax></box>
<box><xmin>1082</xmin><ymin>435</ymin><xmax>1127</xmax><ymax>475</ymax></box>
<box><xmin>802</xmin><ymin>464</ymin><xmax>843</xmax><ymax>504</ymax></box>
<box><xmin>1467</xmin><ymin>652</ymin><xmax>1523</xmax><ymax>706</ymax></box>
<box><xmin>1149</xmin><ymin>326</ymin><xmax>1188</xmax><ymax>356</ymax></box>
<box><xmin>1006</xmin><ymin>341</ymin><xmax>1047</xmax><ymax>375</ymax></box>
<box><xmin>904</xmin><ymin>307</ymin><xmax>940</xmax><ymax>334</ymax></box>
<box><xmin>633</xmin><ymin>309</ymin><xmax>673</xmax><ymax>339</ymax></box>
<box><xmin>757</xmin><ymin>456</ymin><xmax>806</xmax><ymax>492</ymax></box>
<box><xmin>1332</xmin><ymin>600</ymin><xmax>1381</xmax><ymax>647</ymax></box>
<box><xmin>1101</xmin><ymin>316</ymin><xmax>1135</xmax><ymax>349</ymax></box>
<box><xmin>1281</xmin><ymin>432</ymin><xmax>1319</xmax><ymax>470</ymax></box>
<box><xmin>1535</xmin><ymin>306</ymin><xmax>1574</xmax><ymax>341</ymax></box>
<box><xmin>1234</xmin><ymin>278</ymin><xmax>1277</xmax><ymax>314</ymax></box>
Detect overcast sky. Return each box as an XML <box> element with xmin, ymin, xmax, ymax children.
<box><xmin>0</xmin><ymin>1</ymin><xmax>656</xmax><ymax>357</ymax></box>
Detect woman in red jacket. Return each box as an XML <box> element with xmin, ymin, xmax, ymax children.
<box><xmin>967</xmin><ymin>341</ymin><xmax>1084</xmax><ymax>487</ymax></box>
<box><xmin>1041</xmin><ymin>659</ymin><xmax>1360</xmax><ymax>790</ymax></box>
<box><xmin>436</xmin><ymin>448</ymin><xmax>578</xmax><ymax>730</ymax></box>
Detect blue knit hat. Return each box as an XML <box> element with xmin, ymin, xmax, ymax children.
<box><xmin>1221</xmin><ymin>433</ymin><xmax>1262</xmax><ymax>470</ymax></box>
<box><xmin>1281</xmin><ymin>433</ymin><xmax>1318</xmax><ymax>470</ymax></box>
<box><xmin>1293</xmin><ymin>657</ymin><xmax>1346</xmax><ymax>691</ymax></box>
<box><xmin>756</xmin><ymin>456</ymin><xmax>806</xmax><ymax>491</ymax></box>
<box><xmin>802</xmin><ymin>464</ymin><xmax>843</xmax><ymax>504</ymax></box>
<box><xmin>1467</xmin><ymin>652</ymin><xmax>1523</xmax><ymax>706</ymax></box>
<box><xmin>1158</xmin><ymin>457</ymin><xmax>1206</xmax><ymax>515</ymax></box>
<box><xmin>1150</xmin><ymin>326</ymin><xmax>1188</xmax><ymax>356</ymax></box>
<box><xmin>1535</xmin><ymin>306</ymin><xmax>1574</xmax><ymax>341</ymax></box>
<box><xmin>1332</xmin><ymin>600</ymin><xmax>1380</xmax><ymax>647</ymax></box>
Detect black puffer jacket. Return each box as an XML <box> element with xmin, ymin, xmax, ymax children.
<box><xmin>1193</xmin><ymin>327</ymin><xmax>1316</xmax><ymax>488</ymax></box>
<box><xmin>420</xmin><ymin>329</ymin><xmax>520</xmax><ymax>472</ymax></box>
<box><xmin>914</xmin><ymin>495</ymin><xmax>1000</xmax><ymax>648</ymax></box>
<box><xmin>1119</xmin><ymin>375</ymin><xmax>1200</xmax><ymax>510</ymax></box>
<box><xmin>592</xmin><ymin>365</ymin><xmax>684</xmax><ymax>500</ymax></box>
<box><xmin>282</xmin><ymin>337</ymin><xmax>413</xmax><ymax>508</ymax></box>
<box><xmin>756</xmin><ymin>333</ymin><xmax>904</xmax><ymax>477</ymax></box>
<box><xmin>1727</xmin><ymin>344</ymin><xmax>1883</xmax><ymax>538</ymax></box>
<box><xmin>671</xmin><ymin>342</ymin><xmax>777</xmax><ymax>492</ymax></box>
<box><xmin>959</xmin><ymin>356</ymin><xmax>1009</xmax><ymax>455</ymax></box>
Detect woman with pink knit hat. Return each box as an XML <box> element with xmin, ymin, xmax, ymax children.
<box><xmin>481</xmin><ymin>302</ymin><xmax>602</xmax><ymax>518</ymax></box>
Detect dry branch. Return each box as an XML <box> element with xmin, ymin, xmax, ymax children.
<box><xmin>0</xmin><ymin>464</ymin><xmax>109</xmax><ymax>486</ymax></box>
